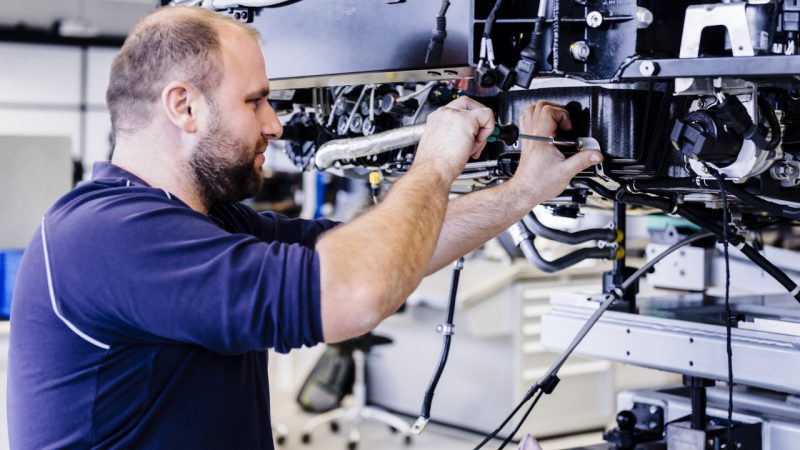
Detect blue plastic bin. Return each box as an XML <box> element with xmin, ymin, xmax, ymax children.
<box><xmin>1</xmin><ymin>249</ymin><xmax>24</xmax><ymax>319</ymax></box>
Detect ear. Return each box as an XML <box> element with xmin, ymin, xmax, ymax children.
<box><xmin>161</xmin><ymin>81</ymin><xmax>200</xmax><ymax>134</ymax></box>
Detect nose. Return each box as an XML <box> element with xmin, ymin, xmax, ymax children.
<box><xmin>261</xmin><ymin>102</ymin><xmax>283</xmax><ymax>140</ymax></box>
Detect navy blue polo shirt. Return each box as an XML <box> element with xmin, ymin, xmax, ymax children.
<box><xmin>8</xmin><ymin>162</ymin><xmax>338</xmax><ymax>449</ymax></box>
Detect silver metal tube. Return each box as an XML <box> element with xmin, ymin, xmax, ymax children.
<box><xmin>314</xmin><ymin>123</ymin><xmax>426</xmax><ymax>169</ymax></box>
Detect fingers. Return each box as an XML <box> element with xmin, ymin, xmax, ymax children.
<box><xmin>520</xmin><ymin>101</ymin><xmax>572</xmax><ymax>136</ymax></box>
<box><xmin>446</xmin><ymin>95</ymin><xmax>487</xmax><ymax>111</ymax></box>
<box><xmin>441</xmin><ymin>97</ymin><xmax>495</xmax><ymax>153</ymax></box>
<box><xmin>560</xmin><ymin>150</ymin><xmax>603</xmax><ymax>177</ymax></box>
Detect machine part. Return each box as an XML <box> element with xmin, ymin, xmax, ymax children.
<box><xmin>684</xmin><ymin>91</ymin><xmax>783</xmax><ymax>182</ymax></box>
<box><xmin>510</xmin><ymin>218</ymin><xmax>621</xmax><ymax>274</ymax></box>
<box><xmin>770</xmin><ymin>155</ymin><xmax>800</xmax><ymax>187</ymax></box>
<box><xmin>645</xmin><ymin>241</ymin><xmax>711</xmax><ymax>291</ymax></box>
<box><xmin>522</xmin><ymin>212</ymin><xmax>620</xmax><ymax>245</ymax></box>
<box><xmin>412</xmin><ymin>257</ymin><xmax>464</xmax><ymax>435</ymax></box>
<box><xmin>424</xmin><ymin>0</ymin><xmax>451</xmax><ymax>66</ymax></box>
<box><xmin>676</xmin><ymin>2</ymin><xmax>759</xmax><ymax>93</ymax></box>
<box><xmin>635</xmin><ymin>7</ymin><xmax>654</xmax><ymax>29</ymax></box>
<box><xmin>569</xmin><ymin>40</ymin><xmax>591</xmax><ymax>62</ymax></box>
<box><xmin>602</xmin><ymin>403</ymin><xmax>665</xmax><ymax>449</ymax></box>
<box><xmin>477</xmin><ymin>231</ymin><xmax>716</xmax><ymax>449</ymax></box>
<box><xmin>369</xmin><ymin>171</ymin><xmax>381</xmax><ymax>204</ymax></box>
<box><xmin>314</xmin><ymin>124</ymin><xmax>425</xmax><ymax>169</ymax></box>
<box><xmin>684</xmin><ymin>375</ymin><xmax>716</xmax><ymax>431</ymax></box>
<box><xmin>488</xmin><ymin>123</ymin><xmax>602</xmax><ymax>151</ymax></box>
<box><xmin>586</xmin><ymin>11</ymin><xmax>604</xmax><ymax>29</ymax></box>
<box><xmin>506</xmin><ymin>0</ymin><xmax>549</xmax><ymax>89</ymax></box>
<box><xmin>670</xmin><ymin>109</ymin><xmax>744</xmax><ymax>166</ymax></box>
<box><xmin>348</xmin><ymin>113</ymin><xmax>363</xmax><ymax>134</ymax></box>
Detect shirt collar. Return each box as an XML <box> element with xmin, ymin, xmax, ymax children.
<box><xmin>91</xmin><ymin>162</ymin><xmax>151</xmax><ymax>187</ymax></box>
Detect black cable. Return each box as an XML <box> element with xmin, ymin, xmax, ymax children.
<box><xmin>511</xmin><ymin>218</ymin><xmax>620</xmax><ymax>273</ymax></box>
<box><xmin>475</xmin><ymin>231</ymin><xmax>714</xmax><ymax>449</ymax></box>
<box><xmin>758</xmin><ymin>96</ymin><xmax>782</xmax><ymax>151</ymax></box>
<box><xmin>705</xmin><ymin>164</ymin><xmax>734</xmax><ymax>445</ymax></box>
<box><xmin>522</xmin><ymin>213</ymin><xmax>620</xmax><ymax>245</ymax></box>
<box><xmin>518</xmin><ymin>235</ymin><xmax>619</xmax><ymax>273</ymax></box>
<box><xmin>424</xmin><ymin>0</ymin><xmax>451</xmax><ymax>66</ymax></box>
<box><xmin>570</xmin><ymin>178</ymin><xmax>617</xmax><ymax>200</ymax></box>
<box><xmin>497</xmin><ymin>389</ymin><xmax>546</xmax><ymax>450</ymax></box>
<box><xmin>484</xmin><ymin>0</ymin><xmax>504</xmax><ymax>38</ymax></box>
<box><xmin>413</xmin><ymin>258</ymin><xmax>463</xmax><ymax>434</ymax></box>
<box><xmin>472</xmin><ymin>386</ymin><xmax>538</xmax><ymax>450</ymax></box>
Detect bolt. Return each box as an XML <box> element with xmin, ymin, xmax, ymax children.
<box><xmin>650</xmin><ymin>405</ymin><xmax>658</xmax><ymax>414</ymax></box>
<box><xmin>336</xmin><ymin>116</ymin><xmax>349</xmax><ymax>136</ymax></box>
<box><xmin>570</xmin><ymin>41</ymin><xmax>591</xmax><ymax>62</ymax></box>
<box><xmin>349</xmin><ymin>113</ymin><xmax>363</xmax><ymax>134</ymax></box>
<box><xmin>362</xmin><ymin>119</ymin><xmax>376</xmax><ymax>136</ymax></box>
<box><xmin>639</xmin><ymin>61</ymin><xmax>659</xmax><ymax>77</ymax></box>
<box><xmin>649</xmin><ymin>421</ymin><xmax>657</xmax><ymax>429</ymax></box>
<box><xmin>586</xmin><ymin>11</ymin><xmax>604</xmax><ymax>28</ymax></box>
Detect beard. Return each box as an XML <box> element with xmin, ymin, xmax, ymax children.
<box><xmin>188</xmin><ymin>112</ymin><xmax>266</xmax><ymax>207</ymax></box>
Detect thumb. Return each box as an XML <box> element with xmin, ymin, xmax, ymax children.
<box><xmin>561</xmin><ymin>150</ymin><xmax>603</xmax><ymax>177</ymax></box>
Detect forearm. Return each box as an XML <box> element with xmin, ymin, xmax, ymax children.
<box><xmin>317</xmin><ymin>165</ymin><xmax>451</xmax><ymax>342</ymax></box>
<box><xmin>425</xmin><ymin>180</ymin><xmax>536</xmax><ymax>274</ymax></box>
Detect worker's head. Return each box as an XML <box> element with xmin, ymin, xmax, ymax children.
<box><xmin>107</xmin><ymin>6</ymin><xmax>283</xmax><ymax>206</ymax></box>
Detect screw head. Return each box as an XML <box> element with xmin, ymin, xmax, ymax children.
<box><xmin>586</xmin><ymin>11</ymin><xmax>604</xmax><ymax>28</ymax></box>
<box><xmin>639</xmin><ymin>61</ymin><xmax>659</xmax><ymax>77</ymax></box>
<box><xmin>570</xmin><ymin>41</ymin><xmax>591</xmax><ymax>61</ymax></box>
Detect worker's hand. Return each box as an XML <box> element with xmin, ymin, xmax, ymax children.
<box><xmin>508</xmin><ymin>100</ymin><xmax>603</xmax><ymax>203</ymax></box>
<box><xmin>414</xmin><ymin>96</ymin><xmax>495</xmax><ymax>182</ymax></box>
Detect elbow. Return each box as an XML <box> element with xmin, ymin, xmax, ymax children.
<box><xmin>321</xmin><ymin>282</ymin><xmax>393</xmax><ymax>343</ymax></box>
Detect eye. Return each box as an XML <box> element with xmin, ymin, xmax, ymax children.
<box><xmin>247</xmin><ymin>97</ymin><xmax>263</xmax><ymax>108</ymax></box>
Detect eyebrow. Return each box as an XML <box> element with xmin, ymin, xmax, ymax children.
<box><xmin>246</xmin><ymin>87</ymin><xmax>270</xmax><ymax>99</ymax></box>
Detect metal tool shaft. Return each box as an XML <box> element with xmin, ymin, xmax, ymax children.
<box><xmin>518</xmin><ymin>133</ymin><xmax>578</xmax><ymax>147</ymax></box>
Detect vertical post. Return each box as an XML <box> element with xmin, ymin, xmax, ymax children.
<box><xmin>614</xmin><ymin>200</ymin><xmax>626</xmax><ymax>280</ymax></box>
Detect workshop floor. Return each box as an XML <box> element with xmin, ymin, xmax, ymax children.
<box><xmin>268</xmin><ymin>386</ymin><xmax>606</xmax><ymax>450</ymax></box>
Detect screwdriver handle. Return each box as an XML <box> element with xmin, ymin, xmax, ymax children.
<box><xmin>487</xmin><ymin>124</ymin><xmax>520</xmax><ymax>145</ymax></box>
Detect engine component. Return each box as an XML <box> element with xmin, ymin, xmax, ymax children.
<box><xmin>314</xmin><ymin>124</ymin><xmax>425</xmax><ymax>170</ymax></box>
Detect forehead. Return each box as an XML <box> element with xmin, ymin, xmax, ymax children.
<box><xmin>218</xmin><ymin>25</ymin><xmax>269</xmax><ymax>91</ymax></box>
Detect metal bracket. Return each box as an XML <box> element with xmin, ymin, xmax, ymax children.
<box><xmin>436</xmin><ymin>323</ymin><xmax>455</xmax><ymax>336</ymax></box>
<box><xmin>676</xmin><ymin>3</ymin><xmax>755</xmax><ymax>93</ymax></box>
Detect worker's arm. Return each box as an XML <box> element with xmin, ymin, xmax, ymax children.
<box><xmin>317</xmin><ymin>97</ymin><xmax>494</xmax><ymax>343</ymax></box>
<box><xmin>424</xmin><ymin>101</ymin><xmax>604</xmax><ymax>274</ymax></box>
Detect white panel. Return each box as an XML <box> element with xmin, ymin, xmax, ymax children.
<box><xmin>0</xmin><ymin>0</ymin><xmax>151</xmax><ymax>36</ymax></box>
<box><xmin>86</xmin><ymin>47</ymin><xmax>118</xmax><ymax>107</ymax></box>
<box><xmin>0</xmin><ymin>136</ymin><xmax>73</xmax><ymax>248</ymax></box>
<box><xmin>84</xmin><ymin>110</ymin><xmax>113</xmax><ymax>178</ymax></box>
<box><xmin>0</xmin><ymin>108</ymin><xmax>81</xmax><ymax>157</ymax></box>
<box><xmin>0</xmin><ymin>43</ymin><xmax>81</xmax><ymax>106</ymax></box>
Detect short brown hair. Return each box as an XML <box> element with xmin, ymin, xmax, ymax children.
<box><xmin>106</xmin><ymin>7</ymin><xmax>259</xmax><ymax>140</ymax></box>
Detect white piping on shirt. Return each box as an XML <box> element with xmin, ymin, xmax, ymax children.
<box><xmin>40</xmin><ymin>217</ymin><xmax>111</xmax><ymax>350</ymax></box>
<box><xmin>161</xmin><ymin>189</ymin><xmax>171</xmax><ymax>200</ymax></box>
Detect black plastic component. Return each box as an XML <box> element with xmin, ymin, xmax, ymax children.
<box><xmin>498</xmin><ymin>86</ymin><xmax>670</xmax><ymax>181</ymax></box>
<box><xmin>670</xmin><ymin>110</ymin><xmax>743</xmax><ymax>165</ymax></box>
<box><xmin>476</xmin><ymin>65</ymin><xmax>498</xmax><ymax>88</ymax></box>
<box><xmin>539</xmin><ymin>374</ymin><xmax>560</xmax><ymax>395</ymax></box>
<box><xmin>488</xmin><ymin>124</ymin><xmax>519</xmax><ymax>145</ymax></box>
<box><xmin>425</xmin><ymin>1</ymin><xmax>450</xmax><ymax>66</ymax></box>
<box><xmin>603</xmin><ymin>402</ymin><xmax>665</xmax><ymax>449</ymax></box>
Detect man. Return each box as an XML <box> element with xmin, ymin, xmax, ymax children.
<box><xmin>7</xmin><ymin>6</ymin><xmax>602</xmax><ymax>449</ymax></box>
